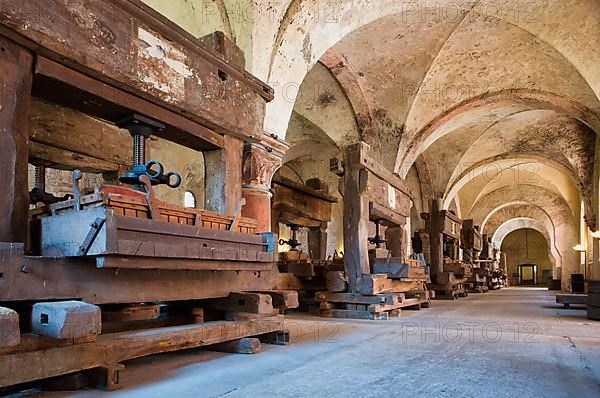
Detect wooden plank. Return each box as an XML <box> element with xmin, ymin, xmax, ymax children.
<box><xmin>0</xmin><ymin>0</ymin><xmax>272</xmax><ymax>140</ymax></box>
<box><xmin>29</xmin><ymin>141</ymin><xmax>122</xmax><ymax>173</ymax></box>
<box><xmin>0</xmin><ymin>245</ymin><xmax>278</xmax><ymax>304</ymax></box>
<box><xmin>345</xmin><ymin>142</ymin><xmax>412</xmax><ymax>198</ymax></box>
<box><xmin>373</xmin><ymin>260</ymin><xmax>427</xmax><ymax>280</ymax></box>
<box><xmin>319</xmin><ymin>309</ymin><xmax>391</xmax><ymax>320</ymax></box>
<box><xmin>101</xmin><ymin>305</ymin><xmax>161</xmax><ymax>323</ymax></box>
<box><xmin>29</xmin><ymin>98</ymin><xmax>132</xmax><ymax>170</ymax></box>
<box><xmin>0</xmin><ymin>36</ymin><xmax>32</xmax><ymax>243</ymax></box>
<box><xmin>315</xmin><ymin>292</ymin><xmax>404</xmax><ymax>305</ymax></box>
<box><xmin>272</xmin><ymin>176</ymin><xmax>338</xmax><ymax>203</ymax></box>
<box><xmin>97</xmin><ymin>256</ymin><xmax>275</xmax><ymax>271</ymax></box>
<box><xmin>113</xmin><ymin>214</ymin><xmax>265</xmax><ymax>246</ymax></box>
<box><xmin>0</xmin><ymin>315</ymin><xmax>284</xmax><ymax>388</ymax></box>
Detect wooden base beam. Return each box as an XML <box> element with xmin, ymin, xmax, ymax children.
<box><xmin>0</xmin><ymin>315</ymin><xmax>284</xmax><ymax>388</ymax></box>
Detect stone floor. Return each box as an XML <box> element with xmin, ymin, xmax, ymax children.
<box><xmin>26</xmin><ymin>288</ymin><xmax>600</xmax><ymax>398</ymax></box>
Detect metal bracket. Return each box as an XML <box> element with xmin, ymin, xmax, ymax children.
<box><xmin>78</xmin><ymin>217</ymin><xmax>106</xmax><ymax>256</ymax></box>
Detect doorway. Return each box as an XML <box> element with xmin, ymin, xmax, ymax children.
<box><xmin>518</xmin><ymin>264</ymin><xmax>538</xmax><ymax>285</ymax></box>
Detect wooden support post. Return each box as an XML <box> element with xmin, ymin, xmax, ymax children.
<box><xmin>308</xmin><ymin>222</ymin><xmax>328</xmax><ymax>260</ymax></box>
<box><xmin>259</xmin><ymin>331</ymin><xmax>290</xmax><ymax>345</ymax></box>
<box><xmin>204</xmin><ymin>135</ymin><xmax>243</xmax><ymax>216</ymax></box>
<box><xmin>343</xmin><ymin>143</ymin><xmax>372</xmax><ymax>292</ymax></box>
<box><xmin>0</xmin><ymin>36</ymin><xmax>33</xmax><ymax>243</ymax></box>
<box><xmin>385</xmin><ymin>226</ymin><xmax>405</xmax><ymax>258</ymax></box>
<box><xmin>87</xmin><ymin>364</ymin><xmax>125</xmax><ymax>391</ymax></box>
<box><xmin>428</xmin><ymin>199</ymin><xmax>444</xmax><ymax>275</ymax></box>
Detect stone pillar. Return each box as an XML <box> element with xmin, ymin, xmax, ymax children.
<box><xmin>242</xmin><ymin>135</ymin><xmax>288</xmax><ymax>233</ymax></box>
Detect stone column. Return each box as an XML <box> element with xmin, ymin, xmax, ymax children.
<box><xmin>242</xmin><ymin>135</ymin><xmax>288</xmax><ymax>233</ymax></box>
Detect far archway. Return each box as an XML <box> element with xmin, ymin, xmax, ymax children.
<box><xmin>501</xmin><ymin>228</ymin><xmax>554</xmax><ymax>287</ymax></box>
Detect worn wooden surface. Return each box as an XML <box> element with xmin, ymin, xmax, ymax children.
<box><xmin>343</xmin><ymin>145</ymin><xmax>372</xmax><ymax>291</ymax></box>
<box><xmin>0</xmin><ymin>315</ymin><xmax>284</xmax><ymax>388</ymax></box>
<box><xmin>0</xmin><ymin>0</ymin><xmax>273</xmax><ymax>141</ymax></box>
<box><xmin>341</xmin><ymin>142</ymin><xmax>413</xmax><ymax>292</ymax></box>
<box><xmin>29</xmin><ymin>98</ymin><xmax>132</xmax><ymax>172</ymax></box>
<box><xmin>0</xmin><ymin>36</ymin><xmax>32</xmax><ymax>243</ymax></box>
<box><xmin>33</xmin><ymin>56</ymin><xmax>222</xmax><ymax>151</ymax></box>
<box><xmin>204</xmin><ymin>136</ymin><xmax>243</xmax><ymax>216</ymax></box>
<box><xmin>0</xmin><ymin>243</ymin><xmax>278</xmax><ymax>304</ymax></box>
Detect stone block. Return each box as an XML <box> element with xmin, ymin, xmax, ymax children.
<box><xmin>31</xmin><ymin>301</ymin><xmax>101</xmax><ymax>340</ymax></box>
<box><xmin>0</xmin><ymin>307</ymin><xmax>20</xmax><ymax>348</ymax></box>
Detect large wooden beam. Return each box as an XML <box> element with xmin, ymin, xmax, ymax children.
<box><xmin>29</xmin><ymin>98</ymin><xmax>132</xmax><ymax>172</ymax></box>
<box><xmin>0</xmin><ymin>243</ymin><xmax>278</xmax><ymax>304</ymax></box>
<box><xmin>343</xmin><ymin>145</ymin><xmax>372</xmax><ymax>291</ymax></box>
<box><xmin>0</xmin><ymin>0</ymin><xmax>272</xmax><ymax>140</ymax></box>
<box><xmin>0</xmin><ymin>36</ymin><xmax>32</xmax><ymax>243</ymax></box>
<box><xmin>33</xmin><ymin>57</ymin><xmax>223</xmax><ymax>151</ymax></box>
<box><xmin>0</xmin><ymin>315</ymin><xmax>284</xmax><ymax>388</ymax></box>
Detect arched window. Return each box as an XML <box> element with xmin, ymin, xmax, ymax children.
<box><xmin>184</xmin><ymin>191</ymin><xmax>196</xmax><ymax>208</ymax></box>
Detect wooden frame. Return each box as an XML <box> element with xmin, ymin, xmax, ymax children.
<box><xmin>341</xmin><ymin>143</ymin><xmax>412</xmax><ymax>292</ymax></box>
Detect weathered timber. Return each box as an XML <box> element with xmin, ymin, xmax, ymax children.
<box><xmin>257</xmin><ymin>291</ymin><xmax>300</xmax><ymax>310</ymax></box>
<box><xmin>277</xmin><ymin>273</ymin><xmax>326</xmax><ymax>292</ymax></box>
<box><xmin>343</xmin><ymin>144</ymin><xmax>372</xmax><ymax>291</ymax></box>
<box><xmin>96</xmin><ymin>257</ymin><xmax>275</xmax><ymax>272</ymax></box>
<box><xmin>326</xmin><ymin>271</ymin><xmax>348</xmax><ymax>293</ymax></box>
<box><xmin>0</xmin><ymin>315</ymin><xmax>284</xmax><ymax>388</ymax></box>
<box><xmin>259</xmin><ymin>331</ymin><xmax>290</xmax><ymax>345</ymax></box>
<box><xmin>29</xmin><ymin>98</ymin><xmax>132</xmax><ymax>172</ymax></box>
<box><xmin>101</xmin><ymin>304</ymin><xmax>162</xmax><ymax>323</ymax></box>
<box><xmin>0</xmin><ymin>0</ymin><xmax>273</xmax><ymax>141</ymax></box>
<box><xmin>86</xmin><ymin>364</ymin><xmax>125</xmax><ymax>391</ymax></box>
<box><xmin>315</xmin><ymin>292</ymin><xmax>405</xmax><ymax>305</ymax></box>
<box><xmin>319</xmin><ymin>309</ymin><xmax>395</xmax><ymax>320</ymax></box>
<box><xmin>204</xmin><ymin>135</ymin><xmax>243</xmax><ymax>216</ymax></box>
<box><xmin>0</xmin><ymin>36</ymin><xmax>32</xmax><ymax>243</ymax></box>
<box><xmin>32</xmin><ymin>57</ymin><xmax>222</xmax><ymax>151</ymax></box>
<box><xmin>355</xmin><ymin>274</ymin><xmax>391</xmax><ymax>295</ymax></box>
<box><xmin>199</xmin><ymin>31</ymin><xmax>246</xmax><ymax>69</ymax></box>
<box><xmin>0</xmin><ymin>243</ymin><xmax>278</xmax><ymax>304</ymax></box>
<box><xmin>341</xmin><ymin>142</ymin><xmax>413</xmax><ymax>293</ymax></box>
<box><xmin>207</xmin><ymin>293</ymin><xmax>275</xmax><ymax>315</ymax></box>
<box><xmin>29</xmin><ymin>141</ymin><xmax>123</xmax><ymax>174</ymax></box>
<box><xmin>373</xmin><ymin>260</ymin><xmax>427</xmax><ymax>280</ymax></box>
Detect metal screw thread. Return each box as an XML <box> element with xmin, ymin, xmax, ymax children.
<box><xmin>133</xmin><ymin>135</ymin><xmax>146</xmax><ymax>166</ymax></box>
<box><xmin>34</xmin><ymin>165</ymin><xmax>45</xmax><ymax>191</ymax></box>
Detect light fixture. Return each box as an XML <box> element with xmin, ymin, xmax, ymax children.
<box><xmin>573</xmin><ymin>244</ymin><xmax>586</xmax><ymax>252</ymax></box>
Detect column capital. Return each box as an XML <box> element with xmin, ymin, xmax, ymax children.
<box><xmin>242</xmin><ymin>134</ymin><xmax>289</xmax><ymax>190</ymax></box>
